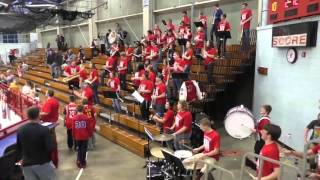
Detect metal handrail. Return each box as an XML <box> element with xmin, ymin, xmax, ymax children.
<box><xmin>240</xmin><ymin>152</ymin><xmax>302</xmax><ymax>180</ymax></box>
<box><xmin>189</xmin><ymin>158</ymin><xmax>236</xmax><ymax>180</ymax></box>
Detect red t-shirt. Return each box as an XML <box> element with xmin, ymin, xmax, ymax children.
<box><xmin>72</xmin><ymin>114</ymin><xmax>92</xmax><ymax>140</ymax></box>
<box><xmin>203</xmin><ymin>130</ymin><xmax>221</xmax><ymax>161</ymax></box>
<box><xmin>82</xmin><ymin>87</ymin><xmax>94</xmax><ymax>105</ymax></box>
<box><xmin>106</xmin><ymin>56</ymin><xmax>116</xmax><ymax>72</ymax></box>
<box><xmin>90</xmin><ymin>69</ymin><xmax>99</xmax><ymax>84</ymax></box>
<box><xmin>139</xmin><ymin>80</ymin><xmax>154</xmax><ymax>102</ymax></box>
<box><xmin>218</xmin><ymin>21</ymin><xmax>231</xmax><ymax>32</ymax></box>
<box><xmin>133</xmin><ymin>69</ymin><xmax>145</xmax><ymax>87</ymax></box>
<box><xmin>65</xmin><ymin>65</ymin><xmax>80</xmax><ymax>76</ymax></box>
<box><xmin>166</xmin><ymin>23</ymin><xmax>176</xmax><ymax>31</ymax></box>
<box><xmin>183</xmin><ymin>48</ymin><xmax>194</xmax><ymax>67</ymax></box>
<box><xmin>126</xmin><ymin>47</ymin><xmax>134</xmax><ymax>63</ymax></box>
<box><xmin>204</xmin><ymin>48</ymin><xmax>217</xmax><ymax>66</ymax></box>
<box><xmin>79</xmin><ymin>69</ymin><xmax>87</xmax><ymax>80</ymax></box>
<box><xmin>200</xmin><ymin>15</ymin><xmax>208</xmax><ymax>28</ymax></box>
<box><xmin>41</xmin><ymin>97</ymin><xmax>60</xmax><ymax>122</ymax></box>
<box><xmin>241</xmin><ymin>8</ymin><xmax>253</xmax><ymax>30</ymax></box>
<box><xmin>108</xmin><ymin>77</ymin><xmax>120</xmax><ymax>92</ymax></box>
<box><xmin>182</xmin><ymin>15</ymin><xmax>191</xmax><ymax>25</ymax></box>
<box><xmin>167</xmin><ymin>35</ymin><xmax>176</xmax><ymax>45</ymax></box>
<box><xmin>162</xmin><ymin>67</ymin><xmax>169</xmax><ymax>82</ymax></box>
<box><xmin>118</xmin><ymin>58</ymin><xmax>128</xmax><ymax>75</ymax></box>
<box><xmin>83</xmin><ymin>104</ymin><xmax>96</xmax><ymax>134</ymax></box>
<box><xmin>174</xmin><ymin>111</ymin><xmax>192</xmax><ymax>133</ymax></box>
<box><xmin>144</xmin><ymin>45</ymin><xmax>152</xmax><ymax>60</ymax></box>
<box><xmin>110</xmin><ymin>45</ymin><xmax>119</xmax><ymax>57</ymax></box>
<box><xmin>163</xmin><ymin>109</ymin><xmax>174</xmax><ymax>133</ymax></box>
<box><xmin>174</xmin><ymin>58</ymin><xmax>187</xmax><ymax>73</ymax></box>
<box><xmin>64</xmin><ymin>102</ymin><xmax>77</xmax><ymax>129</ymax></box>
<box><xmin>147</xmin><ymin>34</ymin><xmax>156</xmax><ymax>42</ymax></box>
<box><xmin>150</xmin><ymin>46</ymin><xmax>159</xmax><ymax>61</ymax></box>
<box><xmin>155</xmin><ymin>82</ymin><xmax>166</xmax><ymax>105</ymax></box>
<box><xmin>257</xmin><ymin>143</ymin><xmax>280</xmax><ymax>177</ymax></box>
<box><xmin>178</xmin><ymin>26</ymin><xmax>187</xmax><ymax>35</ymax></box>
<box><xmin>195</xmin><ymin>31</ymin><xmax>205</xmax><ymax>49</ymax></box>
<box><xmin>149</xmin><ymin>71</ymin><xmax>156</xmax><ymax>84</ymax></box>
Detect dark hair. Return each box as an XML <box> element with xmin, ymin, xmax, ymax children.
<box><xmin>47</xmin><ymin>90</ymin><xmax>54</xmax><ymax>97</ymax></box>
<box><xmin>144</xmin><ymin>71</ymin><xmax>149</xmax><ymax>79</ymax></box>
<box><xmin>183</xmin><ymin>11</ymin><xmax>187</xmax><ymax>14</ymax></box>
<box><xmin>262</xmin><ymin>105</ymin><xmax>272</xmax><ymax>114</ymax></box>
<box><xmin>214</xmin><ymin>3</ymin><xmax>219</xmax><ymax>7</ymax></box>
<box><xmin>200</xmin><ymin>118</ymin><xmax>212</xmax><ymax>127</ymax></box>
<box><xmin>147</xmin><ymin>30</ymin><xmax>153</xmax><ymax>34</ymax></box>
<box><xmin>27</xmin><ymin>106</ymin><xmax>40</xmax><ymax>120</ymax></box>
<box><xmin>207</xmin><ymin>41</ymin><xmax>214</xmax><ymax>49</ymax></box>
<box><xmin>222</xmin><ymin>14</ymin><xmax>227</xmax><ymax>18</ymax></box>
<box><xmin>82</xmin><ymin>98</ymin><xmax>88</xmax><ymax>105</ymax></box>
<box><xmin>77</xmin><ymin>105</ymin><xmax>84</xmax><ymax>112</ymax></box>
<box><xmin>168</xmin><ymin>100</ymin><xmax>174</xmax><ymax>107</ymax></box>
<box><xmin>242</xmin><ymin>2</ymin><xmax>248</xmax><ymax>6</ymax></box>
<box><xmin>91</xmin><ymin>63</ymin><xmax>97</xmax><ymax>69</ymax></box>
<box><xmin>69</xmin><ymin>95</ymin><xmax>75</xmax><ymax>102</ymax></box>
<box><xmin>263</xmin><ymin>124</ymin><xmax>281</xmax><ymax>141</ymax></box>
<box><xmin>137</xmin><ymin>63</ymin><xmax>145</xmax><ymax>71</ymax></box>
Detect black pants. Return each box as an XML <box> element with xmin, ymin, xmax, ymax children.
<box><xmin>217</xmin><ymin>37</ymin><xmax>227</xmax><ymax>57</ymax></box>
<box><xmin>68</xmin><ymin>80</ymin><xmax>79</xmax><ymax>90</ymax></box>
<box><xmin>140</xmin><ymin>101</ymin><xmax>150</xmax><ymax>121</ymax></box>
<box><xmin>67</xmin><ymin>129</ymin><xmax>73</xmax><ymax>149</ymax></box>
<box><xmin>100</xmin><ymin>44</ymin><xmax>106</xmax><ymax>54</ymax></box>
<box><xmin>76</xmin><ymin>140</ymin><xmax>88</xmax><ymax>165</ymax></box>
<box><xmin>119</xmin><ymin>73</ymin><xmax>126</xmax><ymax>90</ymax></box>
<box><xmin>206</xmin><ymin>63</ymin><xmax>214</xmax><ymax>84</ymax></box>
<box><xmin>254</xmin><ymin>139</ymin><xmax>265</xmax><ymax>155</ymax></box>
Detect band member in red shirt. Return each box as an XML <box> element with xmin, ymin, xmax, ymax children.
<box><xmin>138</xmin><ymin>71</ymin><xmax>154</xmax><ymax>121</ymax></box>
<box><xmin>143</xmin><ymin>41</ymin><xmax>152</xmax><ymax>62</ymax></box>
<box><xmin>146</xmin><ymin>30</ymin><xmax>156</xmax><ymax>42</ymax></box>
<box><xmin>217</xmin><ymin>14</ymin><xmax>231</xmax><ymax>58</ymax></box>
<box><xmin>199</xmin><ymin>12</ymin><xmax>208</xmax><ymax>40</ymax></box>
<box><xmin>170</xmin><ymin>100</ymin><xmax>192</xmax><ymax>150</ymax></box>
<box><xmin>118</xmin><ymin>52</ymin><xmax>128</xmax><ymax>90</ymax></box>
<box><xmin>162</xmin><ymin>60</ymin><xmax>170</xmax><ymax>85</ymax></box>
<box><xmin>151</xmin><ymin>101</ymin><xmax>174</xmax><ymax>133</ymax></box>
<box><xmin>194</xmin><ymin>27</ymin><xmax>205</xmax><ymax>61</ymax></box>
<box><xmin>100</xmin><ymin>44</ymin><xmax>118</xmax><ymax>85</ymax></box>
<box><xmin>87</xmin><ymin>63</ymin><xmax>99</xmax><ymax>104</ymax></box>
<box><xmin>151</xmin><ymin>76</ymin><xmax>167</xmax><ymax>117</ymax></box>
<box><xmin>131</xmin><ymin>63</ymin><xmax>145</xmax><ymax>88</ymax></box>
<box><xmin>64</xmin><ymin>95</ymin><xmax>77</xmax><ymax>150</ymax></box>
<box><xmin>181</xmin><ymin>11</ymin><xmax>191</xmax><ymax>26</ymax></box>
<box><xmin>40</xmin><ymin>90</ymin><xmax>60</xmax><ymax>168</ymax></box>
<box><xmin>125</xmin><ymin>44</ymin><xmax>134</xmax><ymax>73</ymax></box>
<box><xmin>79</xmin><ymin>64</ymin><xmax>88</xmax><ymax>87</ymax></box>
<box><xmin>146</xmin><ymin>41</ymin><xmax>159</xmax><ymax>71</ymax></box>
<box><xmin>253</xmin><ymin>124</ymin><xmax>281</xmax><ymax>179</ymax></box>
<box><xmin>203</xmin><ymin>41</ymin><xmax>217</xmax><ymax>84</ymax></box>
<box><xmin>72</xmin><ymin>105</ymin><xmax>92</xmax><ymax>168</ymax></box>
<box><xmin>74</xmin><ymin>82</ymin><xmax>94</xmax><ymax>106</ymax></box>
<box><xmin>107</xmin><ymin>72</ymin><xmax>121</xmax><ymax>113</ymax></box>
<box><xmin>240</xmin><ymin>2</ymin><xmax>253</xmax><ymax>51</ymax></box>
<box><xmin>171</xmin><ymin>52</ymin><xmax>187</xmax><ymax>98</ymax></box>
<box><xmin>146</xmin><ymin>65</ymin><xmax>156</xmax><ymax>85</ymax></box>
<box><xmin>64</xmin><ymin>61</ymin><xmax>80</xmax><ymax>90</ymax></box>
<box><xmin>182</xmin><ymin>41</ymin><xmax>193</xmax><ymax>73</ymax></box>
<box><xmin>153</xmin><ymin>24</ymin><xmax>162</xmax><ymax>45</ymax></box>
<box><xmin>82</xmin><ymin>98</ymin><xmax>96</xmax><ymax>149</ymax></box>
<box><xmin>166</xmin><ymin>19</ymin><xmax>176</xmax><ymax>32</ymax></box>
<box><xmin>193</xmin><ymin>118</ymin><xmax>221</xmax><ymax>161</ymax></box>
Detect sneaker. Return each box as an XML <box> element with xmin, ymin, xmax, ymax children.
<box><xmin>76</xmin><ymin>161</ymin><xmax>81</xmax><ymax>168</ymax></box>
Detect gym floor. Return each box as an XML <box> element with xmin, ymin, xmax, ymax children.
<box><xmin>55</xmin><ymin>120</ymin><xmax>299</xmax><ymax>180</ymax></box>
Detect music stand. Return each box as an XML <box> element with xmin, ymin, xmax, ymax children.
<box><xmin>194</xmin><ymin>21</ymin><xmax>204</xmax><ymax>28</ymax></box>
<box><xmin>172</xmin><ymin>73</ymin><xmax>188</xmax><ymax>80</ymax></box>
<box><xmin>102</xmin><ymin>91</ymin><xmax>118</xmax><ymax>99</ymax></box>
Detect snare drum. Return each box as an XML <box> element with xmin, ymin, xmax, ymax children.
<box><xmin>224</xmin><ymin>105</ymin><xmax>255</xmax><ymax>139</ymax></box>
<box><xmin>174</xmin><ymin>150</ymin><xmax>193</xmax><ymax>160</ymax></box>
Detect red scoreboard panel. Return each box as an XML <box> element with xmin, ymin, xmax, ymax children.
<box><xmin>269</xmin><ymin>0</ymin><xmax>320</xmax><ymax>24</ymax></box>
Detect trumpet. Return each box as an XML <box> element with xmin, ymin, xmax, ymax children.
<box><xmin>62</xmin><ymin>74</ymin><xmax>79</xmax><ymax>82</ymax></box>
<box><xmin>150</xmin><ymin>89</ymin><xmax>156</xmax><ymax>109</ymax></box>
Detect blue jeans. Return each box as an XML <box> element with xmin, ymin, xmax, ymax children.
<box><xmin>22</xmin><ymin>162</ymin><xmax>56</xmax><ymax>180</ymax></box>
<box><xmin>173</xmin><ymin>78</ymin><xmax>183</xmax><ymax>98</ymax></box>
<box><xmin>241</xmin><ymin>29</ymin><xmax>250</xmax><ymax>51</ymax></box>
<box><xmin>112</xmin><ymin>98</ymin><xmax>121</xmax><ymax>113</ymax></box>
<box><xmin>100</xmin><ymin>70</ymin><xmax>108</xmax><ymax>86</ymax></box>
<box><xmin>91</xmin><ymin>82</ymin><xmax>99</xmax><ymax>104</ymax></box>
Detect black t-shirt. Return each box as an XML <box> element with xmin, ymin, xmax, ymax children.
<box><xmin>307</xmin><ymin>120</ymin><xmax>320</xmax><ymax>140</ymax></box>
<box><xmin>16</xmin><ymin>122</ymin><xmax>54</xmax><ymax>166</ymax></box>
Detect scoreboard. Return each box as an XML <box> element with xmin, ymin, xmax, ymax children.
<box><xmin>269</xmin><ymin>0</ymin><xmax>320</xmax><ymax>24</ymax></box>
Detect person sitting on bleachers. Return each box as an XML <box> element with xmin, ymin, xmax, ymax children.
<box><xmin>162</xmin><ymin>60</ymin><xmax>170</xmax><ymax>85</ymax></box>
<box><xmin>138</xmin><ymin>71</ymin><xmax>154</xmax><ymax>121</ymax></box>
<box><xmin>165</xmin><ymin>30</ymin><xmax>176</xmax><ymax>51</ymax></box>
<box><xmin>107</xmin><ymin>72</ymin><xmax>121</xmax><ymax>113</ymax></box>
<box><xmin>167</xmin><ymin>43</ymin><xmax>176</xmax><ymax>66</ymax></box>
<box><xmin>203</xmin><ymin>41</ymin><xmax>217</xmax><ymax>84</ymax></box>
<box><xmin>64</xmin><ymin>61</ymin><xmax>80</xmax><ymax>90</ymax></box>
<box><xmin>118</xmin><ymin>52</ymin><xmax>128</xmax><ymax>90</ymax></box>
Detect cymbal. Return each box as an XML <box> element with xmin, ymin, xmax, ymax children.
<box><xmin>153</xmin><ymin>134</ymin><xmax>174</xmax><ymax>142</ymax></box>
<box><xmin>150</xmin><ymin>147</ymin><xmax>173</xmax><ymax>159</ymax></box>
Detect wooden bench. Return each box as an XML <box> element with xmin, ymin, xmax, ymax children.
<box><xmin>99</xmin><ymin>124</ymin><xmax>148</xmax><ymax>157</ymax></box>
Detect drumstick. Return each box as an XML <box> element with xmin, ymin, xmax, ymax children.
<box><xmin>246</xmin><ymin>170</ymin><xmax>256</xmax><ymax>179</ymax></box>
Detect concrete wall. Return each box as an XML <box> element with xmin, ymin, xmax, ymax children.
<box><xmin>41</xmin><ymin>30</ymin><xmax>58</xmax><ymax>48</ymax></box>
<box><xmin>97</xmin><ymin>0</ymin><xmax>142</xmax><ymax>20</ymax></box>
<box><xmin>62</xmin><ymin>25</ymin><xmax>89</xmax><ymax>47</ymax></box>
<box><xmin>253</xmin><ymin>16</ymin><xmax>320</xmax><ymax>151</ymax></box>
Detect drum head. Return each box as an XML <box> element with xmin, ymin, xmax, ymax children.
<box><xmin>174</xmin><ymin>150</ymin><xmax>193</xmax><ymax>159</ymax></box>
<box><xmin>224</xmin><ymin>111</ymin><xmax>254</xmax><ymax>139</ymax></box>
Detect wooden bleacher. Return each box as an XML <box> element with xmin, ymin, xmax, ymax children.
<box><xmin>8</xmin><ymin>44</ymin><xmax>255</xmax><ymax>157</ymax></box>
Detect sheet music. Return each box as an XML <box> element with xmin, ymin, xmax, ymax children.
<box><xmin>41</xmin><ymin>122</ymin><xmax>52</xmax><ymax>127</ymax></box>
<box><xmin>132</xmin><ymin>91</ymin><xmax>144</xmax><ymax>103</ymax></box>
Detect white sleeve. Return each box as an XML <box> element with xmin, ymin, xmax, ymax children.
<box><xmin>193</xmin><ymin>80</ymin><xmax>203</xmax><ymax>100</ymax></box>
<box><xmin>179</xmin><ymin>82</ymin><xmax>187</xmax><ymax>101</ymax></box>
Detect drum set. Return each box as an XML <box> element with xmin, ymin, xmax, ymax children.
<box><xmin>146</xmin><ymin>132</ymin><xmax>215</xmax><ymax>180</ymax></box>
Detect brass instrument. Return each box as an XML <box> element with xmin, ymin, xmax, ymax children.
<box><xmin>150</xmin><ymin>88</ymin><xmax>156</xmax><ymax>109</ymax></box>
<box><xmin>62</xmin><ymin>74</ymin><xmax>79</xmax><ymax>82</ymax></box>
<box><xmin>84</xmin><ymin>79</ymin><xmax>93</xmax><ymax>84</ymax></box>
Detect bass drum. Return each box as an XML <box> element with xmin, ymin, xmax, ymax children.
<box><xmin>224</xmin><ymin>105</ymin><xmax>255</xmax><ymax>139</ymax></box>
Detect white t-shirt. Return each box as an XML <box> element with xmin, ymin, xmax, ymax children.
<box><xmin>22</xmin><ymin>85</ymin><xmax>32</xmax><ymax>95</ymax></box>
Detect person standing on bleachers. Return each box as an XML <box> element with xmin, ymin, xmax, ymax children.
<box><xmin>100</xmin><ymin>43</ymin><xmax>119</xmax><ymax>85</ymax></box>
<box><xmin>151</xmin><ymin>76</ymin><xmax>167</xmax><ymax>118</ymax></box>
<box><xmin>194</xmin><ymin>27</ymin><xmax>205</xmax><ymax>62</ymax></box>
<box><xmin>138</xmin><ymin>71</ymin><xmax>154</xmax><ymax>121</ymax></box>
<box><xmin>107</xmin><ymin>72</ymin><xmax>121</xmax><ymax>113</ymax></box>
<box><xmin>118</xmin><ymin>52</ymin><xmax>128</xmax><ymax>90</ymax></box>
<box><xmin>240</xmin><ymin>2</ymin><xmax>253</xmax><ymax>52</ymax></box>
<box><xmin>216</xmin><ymin>14</ymin><xmax>231</xmax><ymax>59</ymax></box>
<box><xmin>199</xmin><ymin>11</ymin><xmax>208</xmax><ymax>41</ymax></box>
<box><xmin>74</xmin><ymin>82</ymin><xmax>94</xmax><ymax>106</ymax></box>
<box><xmin>40</xmin><ymin>90</ymin><xmax>60</xmax><ymax>168</ymax></box>
<box><xmin>17</xmin><ymin>106</ymin><xmax>57</xmax><ymax>180</ymax></box>
<box><xmin>210</xmin><ymin>3</ymin><xmax>223</xmax><ymax>44</ymax></box>
<box><xmin>203</xmin><ymin>41</ymin><xmax>217</xmax><ymax>84</ymax></box>
<box><xmin>87</xmin><ymin>63</ymin><xmax>100</xmax><ymax>104</ymax></box>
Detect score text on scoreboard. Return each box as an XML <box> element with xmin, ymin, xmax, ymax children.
<box><xmin>269</xmin><ymin>0</ymin><xmax>320</xmax><ymax>24</ymax></box>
